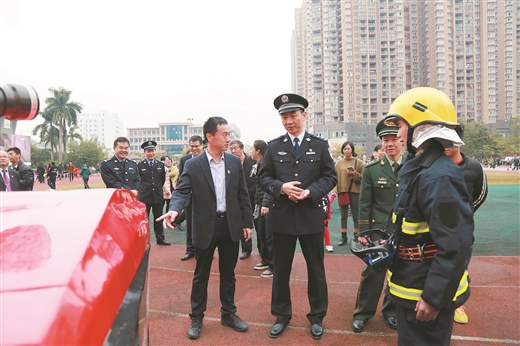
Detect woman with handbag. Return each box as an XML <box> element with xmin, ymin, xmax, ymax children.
<box><xmin>333</xmin><ymin>141</ymin><xmax>364</xmax><ymax>246</ymax></box>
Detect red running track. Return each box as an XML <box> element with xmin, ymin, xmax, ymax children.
<box><xmin>149</xmin><ymin>244</ymin><xmax>519</xmax><ymax>346</ymax></box>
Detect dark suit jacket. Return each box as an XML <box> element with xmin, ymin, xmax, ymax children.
<box><xmin>178</xmin><ymin>153</ymin><xmax>193</xmax><ymax>179</ymax></box>
<box><xmin>259</xmin><ymin>132</ymin><xmax>337</xmax><ymax>236</ymax></box>
<box><xmin>14</xmin><ymin>161</ymin><xmax>34</xmax><ymax>191</ymax></box>
<box><xmin>0</xmin><ymin>167</ymin><xmax>20</xmax><ymax>191</ymax></box>
<box><xmin>137</xmin><ymin>159</ymin><xmax>166</xmax><ymax>205</ymax></box>
<box><xmin>169</xmin><ymin>151</ymin><xmax>253</xmax><ymax>249</ymax></box>
<box><xmin>242</xmin><ymin>154</ymin><xmax>257</xmax><ymax>208</ymax></box>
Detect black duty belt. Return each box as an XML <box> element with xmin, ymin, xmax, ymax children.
<box><xmin>398</xmin><ymin>244</ymin><xmax>437</xmax><ymax>261</ymax></box>
<box><xmin>216</xmin><ymin>212</ymin><xmax>227</xmax><ymax>218</ymax></box>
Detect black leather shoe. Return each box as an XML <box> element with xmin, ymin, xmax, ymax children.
<box><xmin>352</xmin><ymin>319</ymin><xmax>365</xmax><ymax>333</ymax></box>
<box><xmin>269</xmin><ymin>322</ymin><xmax>289</xmax><ymax>338</ymax></box>
<box><xmin>338</xmin><ymin>235</ymin><xmax>348</xmax><ymax>246</ymax></box>
<box><xmin>187</xmin><ymin>319</ymin><xmax>202</xmax><ymax>339</ymax></box>
<box><xmin>221</xmin><ymin>313</ymin><xmax>248</xmax><ymax>332</ymax></box>
<box><xmin>310</xmin><ymin>324</ymin><xmax>324</xmax><ymax>340</ymax></box>
<box><xmin>385</xmin><ymin>316</ymin><xmax>397</xmax><ymax>329</ymax></box>
<box><xmin>181</xmin><ymin>253</ymin><xmax>195</xmax><ymax>261</ymax></box>
<box><xmin>239</xmin><ymin>252</ymin><xmax>250</xmax><ymax>260</ymax></box>
<box><xmin>157</xmin><ymin>240</ymin><xmax>171</xmax><ymax>246</ymax></box>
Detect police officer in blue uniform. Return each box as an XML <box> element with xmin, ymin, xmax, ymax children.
<box><xmin>259</xmin><ymin>93</ymin><xmax>337</xmax><ymax>340</ymax></box>
<box><xmin>138</xmin><ymin>140</ymin><xmax>170</xmax><ymax>245</ymax></box>
<box><xmin>101</xmin><ymin>137</ymin><xmax>141</xmax><ymax>195</ymax></box>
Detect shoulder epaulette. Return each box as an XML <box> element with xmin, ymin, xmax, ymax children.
<box><xmin>308</xmin><ymin>133</ymin><xmax>328</xmax><ymax>142</ymax></box>
<box><xmin>268</xmin><ymin>134</ymin><xmax>285</xmax><ymax>143</ymax></box>
<box><xmin>365</xmin><ymin>158</ymin><xmax>382</xmax><ymax>167</ymax></box>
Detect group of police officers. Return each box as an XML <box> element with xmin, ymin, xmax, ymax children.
<box><xmin>99</xmin><ymin>87</ymin><xmax>482</xmax><ymax>345</ymax></box>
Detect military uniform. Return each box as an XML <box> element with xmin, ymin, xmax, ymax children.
<box><xmin>354</xmin><ymin>154</ymin><xmax>401</xmax><ymax>326</ymax></box>
<box><xmin>100</xmin><ymin>156</ymin><xmax>140</xmax><ymax>190</ymax></box>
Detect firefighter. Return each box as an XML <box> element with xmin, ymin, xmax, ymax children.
<box><xmin>382</xmin><ymin>87</ymin><xmax>474</xmax><ymax>346</ymax></box>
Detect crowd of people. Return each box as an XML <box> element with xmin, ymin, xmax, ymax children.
<box><xmin>1</xmin><ymin>87</ymin><xmax>496</xmax><ymax>345</ymax></box>
<box><xmin>100</xmin><ymin>88</ymin><xmax>491</xmax><ymax>345</ymax></box>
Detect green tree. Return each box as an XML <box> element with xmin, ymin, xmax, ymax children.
<box><xmin>66</xmin><ymin>137</ymin><xmax>107</xmax><ymax>167</ymax></box>
<box><xmin>30</xmin><ymin>144</ymin><xmax>52</xmax><ymax>167</ymax></box>
<box><xmin>32</xmin><ymin>110</ymin><xmax>59</xmax><ymax>161</ymax></box>
<box><xmin>494</xmin><ymin>118</ymin><xmax>520</xmax><ymax>157</ymax></box>
<box><xmin>460</xmin><ymin>121</ymin><xmax>498</xmax><ymax>158</ymax></box>
<box><xmin>45</xmin><ymin>87</ymin><xmax>83</xmax><ymax>161</ymax></box>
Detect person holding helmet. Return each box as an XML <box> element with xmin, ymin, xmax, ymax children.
<box><xmin>351</xmin><ymin>118</ymin><xmax>403</xmax><ymax>333</ymax></box>
<box><xmin>382</xmin><ymin>87</ymin><xmax>474</xmax><ymax>345</ymax></box>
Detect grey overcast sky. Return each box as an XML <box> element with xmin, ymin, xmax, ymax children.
<box><xmin>1</xmin><ymin>0</ymin><xmax>302</xmax><ymax>144</ymax></box>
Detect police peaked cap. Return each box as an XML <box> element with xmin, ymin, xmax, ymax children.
<box><xmin>141</xmin><ymin>140</ymin><xmax>157</xmax><ymax>150</ymax></box>
<box><xmin>273</xmin><ymin>93</ymin><xmax>309</xmax><ymax>114</ymax></box>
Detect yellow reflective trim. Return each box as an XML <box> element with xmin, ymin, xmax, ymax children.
<box><xmin>387</xmin><ymin>270</ymin><xmax>422</xmax><ymax>301</ymax></box>
<box><xmin>453</xmin><ymin>270</ymin><xmax>469</xmax><ymax>301</ymax></box>
<box><xmin>387</xmin><ymin>270</ymin><xmax>470</xmax><ymax>302</ymax></box>
<box><xmin>392</xmin><ymin>212</ymin><xmax>397</xmax><ymax>223</ymax></box>
<box><xmin>402</xmin><ymin>218</ymin><xmax>429</xmax><ymax>235</ymax></box>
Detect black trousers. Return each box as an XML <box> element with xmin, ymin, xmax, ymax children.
<box><xmin>184</xmin><ymin>205</ymin><xmax>195</xmax><ymax>255</ymax></box>
<box><xmin>190</xmin><ymin>216</ymin><xmax>239</xmax><ymax>320</ymax></box>
<box><xmin>146</xmin><ymin>202</ymin><xmax>166</xmax><ymax>242</ymax></box>
<box><xmin>83</xmin><ymin>177</ymin><xmax>90</xmax><ymax>189</ymax></box>
<box><xmin>256</xmin><ymin>213</ymin><xmax>273</xmax><ymax>269</ymax></box>
<box><xmin>396</xmin><ymin>306</ymin><xmax>454</xmax><ymax>346</ymax></box>
<box><xmin>353</xmin><ymin>265</ymin><xmax>396</xmax><ymax>321</ymax></box>
<box><xmin>240</xmin><ymin>197</ymin><xmax>257</xmax><ymax>254</ymax></box>
<box><xmin>240</xmin><ymin>217</ymin><xmax>258</xmax><ymax>254</ymax></box>
<box><xmin>48</xmin><ymin>177</ymin><xmax>56</xmax><ymax>189</ymax></box>
<box><xmin>271</xmin><ymin>232</ymin><xmax>328</xmax><ymax>325</ymax></box>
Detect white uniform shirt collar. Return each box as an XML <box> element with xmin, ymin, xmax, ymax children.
<box><xmin>287</xmin><ymin>132</ymin><xmax>305</xmax><ymax>147</ymax></box>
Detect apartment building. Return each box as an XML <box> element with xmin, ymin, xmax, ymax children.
<box><xmin>292</xmin><ymin>0</ymin><xmax>519</xmax><ymax>134</ymax></box>
<box><xmin>127</xmin><ymin>122</ymin><xmax>241</xmax><ymax>157</ymax></box>
<box><xmin>77</xmin><ymin>111</ymin><xmax>125</xmax><ymax>150</ymax></box>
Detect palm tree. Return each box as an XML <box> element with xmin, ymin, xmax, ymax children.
<box><xmin>66</xmin><ymin>125</ymin><xmax>83</xmax><ymax>146</ymax></box>
<box><xmin>32</xmin><ymin>110</ymin><xmax>59</xmax><ymax>161</ymax></box>
<box><xmin>45</xmin><ymin>87</ymin><xmax>83</xmax><ymax>160</ymax></box>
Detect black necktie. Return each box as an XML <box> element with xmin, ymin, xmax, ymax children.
<box><xmin>294</xmin><ymin>138</ymin><xmax>300</xmax><ymax>153</ymax></box>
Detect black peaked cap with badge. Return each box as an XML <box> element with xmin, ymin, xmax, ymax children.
<box><xmin>375</xmin><ymin>118</ymin><xmax>399</xmax><ymax>139</ymax></box>
<box><xmin>274</xmin><ymin>93</ymin><xmax>309</xmax><ymax>114</ymax></box>
<box><xmin>141</xmin><ymin>140</ymin><xmax>157</xmax><ymax>150</ymax></box>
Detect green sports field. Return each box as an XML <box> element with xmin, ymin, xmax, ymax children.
<box><xmin>165</xmin><ymin>184</ymin><xmax>519</xmax><ymax>257</ymax></box>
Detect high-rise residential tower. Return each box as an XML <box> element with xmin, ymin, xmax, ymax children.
<box><xmin>292</xmin><ymin>0</ymin><xmax>518</xmax><ymax>128</ymax></box>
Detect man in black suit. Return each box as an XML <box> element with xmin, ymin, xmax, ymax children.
<box><xmin>138</xmin><ymin>140</ymin><xmax>169</xmax><ymax>246</ymax></box>
<box><xmin>178</xmin><ymin>135</ymin><xmax>204</xmax><ymax>261</ymax></box>
<box><xmin>229</xmin><ymin>139</ymin><xmax>257</xmax><ymax>259</ymax></box>
<box><xmin>0</xmin><ymin>150</ymin><xmax>20</xmax><ymax>191</ymax></box>
<box><xmin>259</xmin><ymin>93</ymin><xmax>337</xmax><ymax>340</ymax></box>
<box><xmin>7</xmin><ymin>147</ymin><xmax>34</xmax><ymax>191</ymax></box>
<box><xmin>158</xmin><ymin>117</ymin><xmax>253</xmax><ymax>340</ymax></box>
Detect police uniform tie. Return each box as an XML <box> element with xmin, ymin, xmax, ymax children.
<box><xmin>294</xmin><ymin>137</ymin><xmax>300</xmax><ymax>153</ymax></box>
